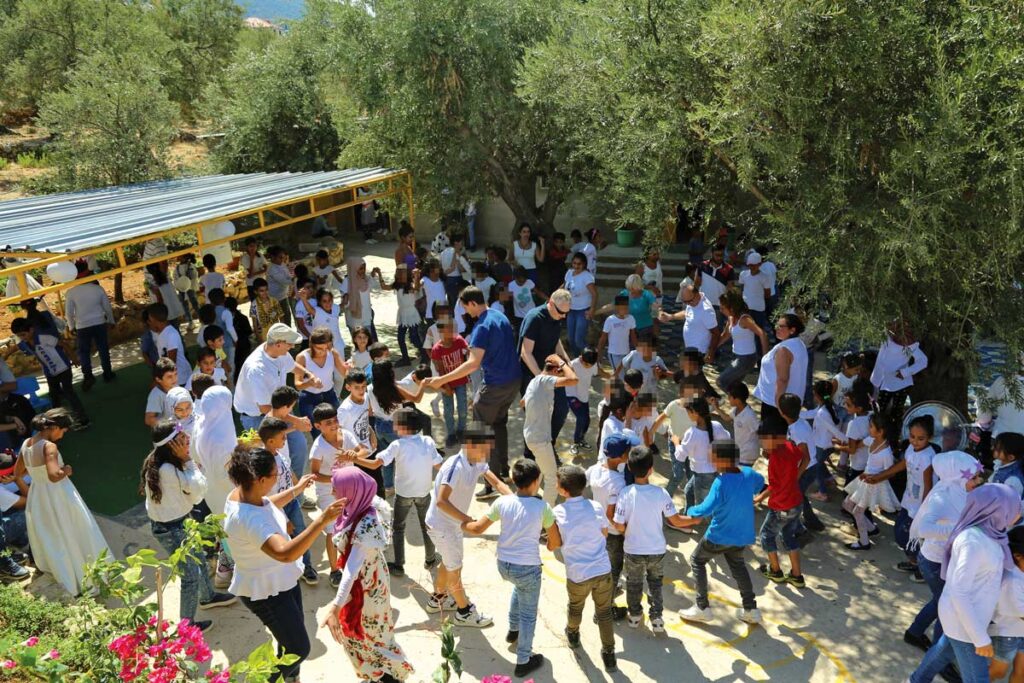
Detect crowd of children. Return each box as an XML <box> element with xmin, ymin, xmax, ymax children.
<box><xmin>3</xmin><ymin>222</ymin><xmax>1024</xmax><ymax>683</ymax></box>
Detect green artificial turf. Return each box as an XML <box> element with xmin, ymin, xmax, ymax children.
<box><xmin>56</xmin><ymin>361</ymin><xmax>158</xmax><ymax>516</ymax></box>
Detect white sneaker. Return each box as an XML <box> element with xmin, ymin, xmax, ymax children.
<box><xmin>738</xmin><ymin>608</ymin><xmax>761</xmax><ymax>624</ymax></box>
<box><xmin>365</xmin><ymin>238</ymin><xmax>378</xmax><ymax>244</ymax></box>
<box><xmin>213</xmin><ymin>564</ymin><xmax>233</xmax><ymax>590</ymax></box>
<box><xmin>679</xmin><ymin>605</ymin><xmax>713</xmax><ymax>623</ymax></box>
<box><xmin>453</xmin><ymin>605</ymin><xmax>493</xmax><ymax>628</ymax></box>
<box><xmin>425</xmin><ymin>594</ymin><xmax>457</xmax><ymax>614</ymax></box>
<box><xmin>431</xmin><ymin>396</ymin><xmax>442</xmax><ymax>417</ymax></box>
<box><xmin>650</xmin><ymin>617</ymin><xmax>665</xmax><ymax>633</ymax></box>
<box><xmin>627</xmin><ymin>614</ymin><xmax>641</xmax><ymax>628</ymax></box>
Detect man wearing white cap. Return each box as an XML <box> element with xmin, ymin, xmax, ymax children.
<box><xmin>234</xmin><ymin>322</ymin><xmax>323</xmax><ymax>432</ymax></box>
<box><xmin>738</xmin><ymin>251</ymin><xmax>771</xmax><ymax>330</ymax></box>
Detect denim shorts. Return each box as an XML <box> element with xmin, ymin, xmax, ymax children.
<box><xmin>994</xmin><ymin>635</ymin><xmax>1024</xmax><ymax>662</ymax></box>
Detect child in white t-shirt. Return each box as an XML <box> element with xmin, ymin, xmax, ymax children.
<box><xmin>568</xmin><ymin>347</ymin><xmax>607</xmax><ymax>455</ymax></box>
<box><xmin>612</xmin><ymin>446</ymin><xmax>691</xmax><ymax>632</ymax></box>
<box><xmin>463</xmin><ymin>459</ymin><xmax>556</xmax><ymax>677</ymax></box>
<box><xmin>723</xmin><ymin>382</ymin><xmax>759</xmax><ymax>466</ymax></box>
<box><xmin>616</xmin><ymin>338</ymin><xmax>668</xmax><ymax>394</ymax></box>
<box><xmin>509</xmin><ymin>267</ymin><xmax>543</xmax><ymax>323</ymax></box>
<box><xmin>144</xmin><ymin>359</ymin><xmax>178</xmax><ymax>428</ymax></box>
<box><xmin>424</xmin><ymin>429</ymin><xmax>511</xmax><ymax>628</ymax></box>
<box><xmin>988</xmin><ymin>527</ymin><xmax>1024</xmax><ymax>681</ymax></box>
<box><xmin>599</xmin><ymin>295</ymin><xmax>637</xmax><ymax>370</ymax></box>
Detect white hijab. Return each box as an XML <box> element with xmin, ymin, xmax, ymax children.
<box><xmin>164</xmin><ymin>387</ymin><xmax>195</xmax><ymax>436</ymax></box>
<box><xmin>193</xmin><ymin>386</ymin><xmax>238</xmax><ymax>515</ymax></box>
<box><xmin>908</xmin><ymin>450</ymin><xmax>980</xmax><ymax>549</ymax></box>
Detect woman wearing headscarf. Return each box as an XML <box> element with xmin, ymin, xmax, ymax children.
<box><xmin>908</xmin><ymin>483</ymin><xmax>1023</xmax><ymax>683</ymax></box>
<box><xmin>194</xmin><ymin>385</ymin><xmax>242</xmax><ymax>587</ymax></box>
<box><xmin>904</xmin><ymin>451</ymin><xmax>983</xmax><ymax>650</ymax></box>
<box><xmin>339</xmin><ymin>257</ymin><xmax>383</xmax><ymax>342</ymax></box>
<box><xmin>321</xmin><ymin>468</ymin><xmax>412</xmax><ymax>683</ymax></box>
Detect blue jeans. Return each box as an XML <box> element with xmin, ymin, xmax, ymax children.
<box><xmin>445</xmin><ymin>275</ymin><xmax>465</xmax><ymax>306</ymax></box>
<box><xmin>567</xmin><ymin>309</ymin><xmax>589</xmax><ymax>355</ymax></box>
<box><xmin>908</xmin><ymin>553</ymin><xmax>944</xmax><ymax>641</ymax></box>
<box><xmin>372</xmin><ymin>417</ymin><xmax>397</xmax><ymax>490</ymax></box>
<box><xmin>684</xmin><ymin>471</ymin><xmax>718</xmax><ymax>509</ymax></box>
<box><xmin>76</xmin><ymin>324</ymin><xmax>113</xmax><ymax>379</ymax></box>
<box><xmin>0</xmin><ymin>508</ymin><xmax>28</xmax><ymax>547</ymax></box>
<box><xmin>178</xmin><ymin>290</ymin><xmax>199</xmax><ymax>323</ymax></box>
<box><xmin>759</xmin><ymin>504</ymin><xmax>802</xmax><ymax>553</ymax></box>
<box><xmin>441</xmin><ymin>384</ymin><xmax>468</xmax><ymax>437</ymax></box>
<box><xmin>568</xmin><ymin>397</ymin><xmax>590</xmax><ymax>444</ymax></box>
<box><xmin>798</xmin><ymin>455</ymin><xmax>825</xmax><ymax>527</ymax></box>
<box><xmin>241</xmin><ymin>584</ymin><xmax>308</xmax><ymax>681</ymax></box>
<box><xmin>497</xmin><ymin>561</ymin><xmax>542</xmax><ymax>665</ymax></box>
<box><xmin>994</xmin><ymin>636</ymin><xmax>1024</xmax><ymax>666</ymax></box>
<box><xmin>716</xmin><ymin>353</ymin><xmax>757</xmax><ymax>394</ymax></box>
<box><xmin>298</xmin><ymin>390</ymin><xmax>338</xmax><ymax>438</ymax></box>
<box><xmin>282</xmin><ymin>500</ymin><xmax>313</xmax><ymax>571</ymax></box>
<box><xmin>912</xmin><ymin>635</ymin><xmax>991</xmax><ymax>683</ymax></box>
<box><xmin>151</xmin><ymin>517</ymin><xmax>216</xmax><ymax>623</ymax></box>
<box><xmin>397</xmin><ymin>324</ymin><xmax>423</xmax><ymax>362</ymax></box>
<box><xmin>666</xmin><ymin>459</ymin><xmax>687</xmax><ymax>498</ymax></box>
<box><xmin>894</xmin><ymin>508</ymin><xmax>914</xmax><ymax>557</ymax></box>
<box><xmin>286</xmin><ymin>430</ymin><xmax>308</xmax><ymax>482</ymax></box>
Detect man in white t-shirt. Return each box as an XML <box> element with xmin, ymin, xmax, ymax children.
<box><xmin>658</xmin><ymin>285</ymin><xmax>720</xmax><ymax>362</ymax></box>
<box><xmin>234</xmin><ymin>323</ymin><xmax>319</xmax><ymax>431</ymax></box>
<box><xmin>738</xmin><ymin>251</ymin><xmax>771</xmax><ymax>329</ymax></box>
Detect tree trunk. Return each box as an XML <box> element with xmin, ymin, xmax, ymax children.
<box><xmin>910</xmin><ymin>334</ymin><xmax>970</xmax><ymax>416</ymax></box>
<box><xmin>114</xmin><ymin>273</ymin><xmax>125</xmax><ymax>305</ymax></box>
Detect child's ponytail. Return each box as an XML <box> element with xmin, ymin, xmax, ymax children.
<box><xmin>686</xmin><ymin>396</ymin><xmax>715</xmax><ymax>442</ymax></box>
<box><xmin>814</xmin><ymin>379</ymin><xmax>840</xmax><ymax>425</ymax></box>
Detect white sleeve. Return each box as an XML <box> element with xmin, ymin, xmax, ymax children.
<box><xmin>222</xmin><ymin>311</ymin><xmax>238</xmax><ymax>342</ymax></box>
<box><xmin>332</xmin><ymin>542</ymin><xmax>368</xmax><ymax>607</ymax></box>
<box><xmin>946</xmin><ymin>537</ymin><xmax>998</xmax><ymax>646</ymax></box>
<box><xmin>909</xmin><ymin>346</ymin><xmax>929</xmax><ymax>377</ymax></box>
<box><xmin>179</xmin><ymin>462</ymin><xmax>208</xmax><ymax>505</ymax></box>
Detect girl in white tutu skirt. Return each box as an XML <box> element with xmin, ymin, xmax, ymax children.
<box><xmin>842</xmin><ymin>413</ymin><xmax>900</xmax><ymax>550</ymax></box>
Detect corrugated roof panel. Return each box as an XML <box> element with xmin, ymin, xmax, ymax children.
<box><xmin>0</xmin><ymin>168</ymin><xmax>403</xmax><ymax>254</ymax></box>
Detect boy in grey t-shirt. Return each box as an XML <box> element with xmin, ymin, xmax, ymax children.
<box><xmin>520</xmin><ymin>354</ymin><xmax>578</xmax><ymax>506</ymax></box>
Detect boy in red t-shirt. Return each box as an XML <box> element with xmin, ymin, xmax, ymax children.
<box><xmin>430</xmin><ymin>316</ymin><xmax>469</xmax><ymax>448</ymax></box>
<box><xmin>754</xmin><ymin>421</ymin><xmax>809</xmax><ymax>587</ymax></box>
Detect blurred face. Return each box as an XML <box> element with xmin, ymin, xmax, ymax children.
<box><xmin>318</xmin><ymin>292</ymin><xmax>333</xmax><ymax>310</ymax></box>
<box><xmin>908</xmin><ymin>425</ymin><xmax>931</xmax><ymax>452</ymax></box>
<box><xmin>440</xmin><ymin>320</ymin><xmax>454</xmax><ymax>341</ymax></box>
<box><xmin>247</xmin><ymin>242</ymin><xmax>257</xmax><ymax>255</ymax></box>
<box><xmin>300</xmin><ymin>283</ymin><xmax>314</xmax><ymax>298</ymax></box>
<box><xmin>712</xmin><ymin>249</ymin><xmax>724</xmax><ymax>264</ymax></box>
<box><xmin>572</xmin><ymin>255</ymin><xmax>586</xmax><ymax>273</ymax></box>
<box><xmin>315</xmin><ymin>415</ymin><xmax>339</xmax><ymax>439</ymax></box>
<box><xmin>173</xmin><ymin>402</ymin><xmax>193</xmax><ymax>421</ymax></box>
<box><xmin>353</xmin><ymin>332</ymin><xmax>370</xmax><ymax>350</ymax></box>
<box><xmin>867</xmin><ymin>420</ymin><xmax>883</xmax><ymax>440</ymax></box>
<box><xmin>14</xmin><ymin>330</ymin><xmax>31</xmax><ymax>344</ymax></box>
<box><xmin>310</xmin><ymin>340</ymin><xmax>332</xmax><ymax>358</ymax></box>
<box><xmin>519</xmin><ymin>226</ymin><xmax>531</xmax><ymax>241</ymax></box>
<box><xmin>615</xmin><ymin>303</ymin><xmax>628</xmax><ymax>317</ymax></box>
<box><xmin>271</xmin><ymin>252</ymin><xmax>286</xmax><ymax>264</ymax></box>
<box><xmin>347</xmin><ymin>380</ymin><xmax>367</xmax><ymax>401</ymax></box>
<box><xmin>316</xmin><ymin>256</ymin><xmax>328</xmax><ymax>267</ymax></box>
<box><xmin>209</xmin><ymin>335</ymin><xmax>225</xmax><ymax>350</ymax></box>
<box><xmin>256</xmin><ymin>285</ymin><xmax>270</xmax><ymax>301</ymax></box>
<box><xmin>464</xmin><ymin>440</ymin><xmax>494</xmax><ymax>463</ymax></box>
<box><xmin>775</xmin><ymin>319</ymin><xmax>794</xmax><ymax>340</ymax></box>
<box><xmin>198</xmin><ymin>356</ymin><xmax>216</xmax><ymax>375</ymax></box>
<box><xmin>157</xmin><ymin>372</ymin><xmax>178</xmax><ymax>391</ymax></box>
<box><xmin>966</xmin><ymin>471</ymin><xmax>984</xmax><ymax>491</ymax></box>
<box><xmin>638</xmin><ymin>343</ymin><xmax>653</xmax><ymax>360</ymax></box>
<box><xmin>647</xmin><ymin>251</ymin><xmax>660</xmax><ymax>264</ymax></box>
<box><xmin>358</xmin><ymin>263</ymin><xmax>367</xmax><ymax>277</ymax></box>
<box><xmin>553</xmin><ymin>237</ymin><xmax>565</xmax><ymax>249</ymax></box>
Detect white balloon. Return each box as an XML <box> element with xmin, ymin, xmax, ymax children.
<box><xmin>214</xmin><ymin>220</ymin><xmax>236</xmax><ymax>239</ymax></box>
<box><xmin>46</xmin><ymin>261</ymin><xmax>78</xmax><ymax>284</ymax></box>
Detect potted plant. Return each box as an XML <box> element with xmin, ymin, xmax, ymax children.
<box><xmin>615</xmin><ymin>223</ymin><xmax>639</xmax><ymax>248</ymax></box>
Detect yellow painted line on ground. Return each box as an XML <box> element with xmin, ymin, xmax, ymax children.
<box><xmin>541</xmin><ymin>553</ymin><xmax>855</xmax><ymax>682</ymax></box>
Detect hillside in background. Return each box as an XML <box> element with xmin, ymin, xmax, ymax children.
<box><xmin>239</xmin><ymin>0</ymin><xmax>304</xmax><ymax>19</ymax></box>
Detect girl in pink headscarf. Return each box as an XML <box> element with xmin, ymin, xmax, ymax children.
<box><xmin>321</xmin><ymin>468</ymin><xmax>412</xmax><ymax>682</ymax></box>
<box><xmin>339</xmin><ymin>257</ymin><xmax>383</xmax><ymax>341</ymax></box>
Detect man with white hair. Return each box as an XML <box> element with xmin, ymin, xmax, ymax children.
<box><xmin>658</xmin><ymin>284</ymin><xmax>720</xmax><ymax>364</ymax></box>
<box><xmin>518</xmin><ymin>290</ymin><xmax>573</xmax><ymax>453</ymax></box>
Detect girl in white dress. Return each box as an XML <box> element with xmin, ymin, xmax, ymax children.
<box><xmin>843</xmin><ymin>413</ymin><xmax>900</xmax><ymax>550</ymax></box>
<box><xmin>312</xmin><ymin>287</ymin><xmax>346</xmax><ymax>356</ymax></box>
<box><xmin>14</xmin><ymin>409</ymin><xmax>110</xmax><ymax>595</ymax></box>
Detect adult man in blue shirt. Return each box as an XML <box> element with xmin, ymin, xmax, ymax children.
<box><xmin>426</xmin><ymin>286</ymin><xmax>521</xmax><ymax>499</ymax></box>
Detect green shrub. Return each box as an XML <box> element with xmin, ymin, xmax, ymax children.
<box><xmin>0</xmin><ymin>158</ymin><xmax>8</xmax><ymax>171</ymax></box>
<box><xmin>14</xmin><ymin>152</ymin><xmax>51</xmax><ymax>168</ymax></box>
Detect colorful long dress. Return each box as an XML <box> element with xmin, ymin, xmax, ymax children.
<box><xmin>332</xmin><ymin>498</ymin><xmax>413</xmax><ymax>681</ymax></box>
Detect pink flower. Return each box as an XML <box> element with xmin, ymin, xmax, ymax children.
<box><xmin>45</xmin><ymin>649</ymin><xmax>59</xmax><ymax>660</ymax></box>
<box><xmin>482</xmin><ymin>677</ymin><xmax>513</xmax><ymax>683</ymax></box>
<box><xmin>22</xmin><ymin>636</ymin><xmax>39</xmax><ymax>647</ymax></box>
<box><xmin>206</xmin><ymin>670</ymin><xmax>231</xmax><ymax>683</ymax></box>
<box><xmin>1</xmin><ymin>660</ymin><xmax>16</xmax><ymax>670</ymax></box>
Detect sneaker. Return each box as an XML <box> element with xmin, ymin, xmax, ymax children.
<box><xmin>300</xmin><ymin>497</ymin><xmax>317</xmax><ymax>510</ymax></box>
<box><xmin>626</xmin><ymin>614</ymin><xmax>642</xmax><ymax>628</ymax></box>
<box><xmin>895</xmin><ymin>561</ymin><xmax>917</xmax><ymax>573</ymax></box>
<box><xmin>506</xmin><ymin>629</ymin><xmax>519</xmax><ymax>644</ymax></box>
<box><xmin>601</xmin><ymin>650</ymin><xmax>618</xmax><ymax>673</ymax></box>
<box><xmin>569</xmin><ymin>443</ymin><xmax>580</xmax><ymax>457</ymax></box>
<box><xmin>911</xmin><ymin>569</ymin><xmax>926</xmax><ymax>584</ymax></box>
<box><xmin>539</xmin><ymin>530</ymin><xmax>548</xmax><ymax>544</ymax></box>
<box><xmin>759</xmin><ymin>564</ymin><xmax>786</xmax><ymax>583</ymax></box>
<box><xmin>9</xmin><ymin>551</ymin><xmax>29</xmax><ymax>566</ymax></box>
<box><xmin>301</xmin><ymin>566</ymin><xmax>320</xmax><ymax>585</ymax></box>
<box><xmin>424</xmin><ymin>555</ymin><xmax>439</xmax><ymax>570</ymax></box>
<box><xmin>565</xmin><ymin>628</ymin><xmax>580</xmax><ymax>648</ymax></box>
<box><xmin>0</xmin><ymin>556</ymin><xmax>30</xmax><ymax>582</ymax></box>
<box><xmin>579</xmin><ymin>439</ymin><xmax>592</xmax><ymax>450</ymax></box>
<box><xmin>679</xmin><ymin>605</ymin><xmax>713</xmax><ymax>623</ymax></box>
<box><xmin>365</xmin><ymin>238</ymin><xmax>378</xmax><ymax>245</ymax></box>
<box><xmin>214</xmin><ymin>563</ymin><xmax>232</xmax><ymax>589</ymax></box>
<box><xmin>903</xmin><ymin>630</ymin><xmax>932</xmax><ymax>652</ymax></box>
<box><xmin>514</xmin><ymin>654</ymin><xmax>544</xmax><ymax>678</ymax></box>
<box><xmin>808</xmin><ymin>491</ymin><xmax>828</xmax><ymax>501</ymax></box>
<box><xmin>199</xmin><ymin>592</ymin><xmax>238</xmax><ymax>609</ymax></box>
<box><xmin>387</xmin><ymin>562</ymin><xmax>405</xmax><ymax>577</ymax></box>
<box><xmin>453</xmin><ymin>605</ymin><xmax>492</xmax><ymax>628</ymax></box>
<box><xmin>650</xmin><ymin>617</ymin><xmax>665</xmax><ymax>633</ymax></box>
<box><xmin>786</xmin><ymin>573</ymin><xmax>806</xmax><ymax>588</ymax></box>
<box><xmin>195</xmin><ymin>620</ymin><xmax>214</xmax><ymax>633</ymax></box>
<box><xmin>846</xmin><ymin>541</ymin><xmax>872</xmax><ymax>551</ymax></box>
<box><xmin>738</xmin><ymin>608</ymin><xmax>762</xmax><ymax>624</ymax></box>
<box><xmin>868</xmin><ymin>527</ymin><xmax>881</xmax><ymax>537</ymax></box>
<box><xmin>425</xmin><ymin>594</ymin><xmax>457</xmax><ymax>613</ymax></box>
<box><xmin>475</xmin><ymin>485</ymin><xmax>499</xmax><ymax>501</ymax></box>
<box><xmin>430</xmin><ymin>397</ymin><xmax>441</xmax><ymax>418</ymax></box>
<box><xmin>329</xmin><ymin>570</ymin><xmax>342</xmax><ymax>588</ymax></box>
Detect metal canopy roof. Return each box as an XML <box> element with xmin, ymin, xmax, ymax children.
<box><xmin>0</xmin><ymin>167</ymin><xmax>401</xmax><ymax>255</ymax></box>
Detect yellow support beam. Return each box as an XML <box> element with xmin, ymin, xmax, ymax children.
<box><xmin>0</xmin><ymin>170</ymin><xmax>414</xmax><ymax>307</ymax></box>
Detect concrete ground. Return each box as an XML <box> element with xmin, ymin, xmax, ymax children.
<box><xmin>21</xmin><ymin>239</ymin><xmax>928</xmax><ymax>682</ymax></box>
